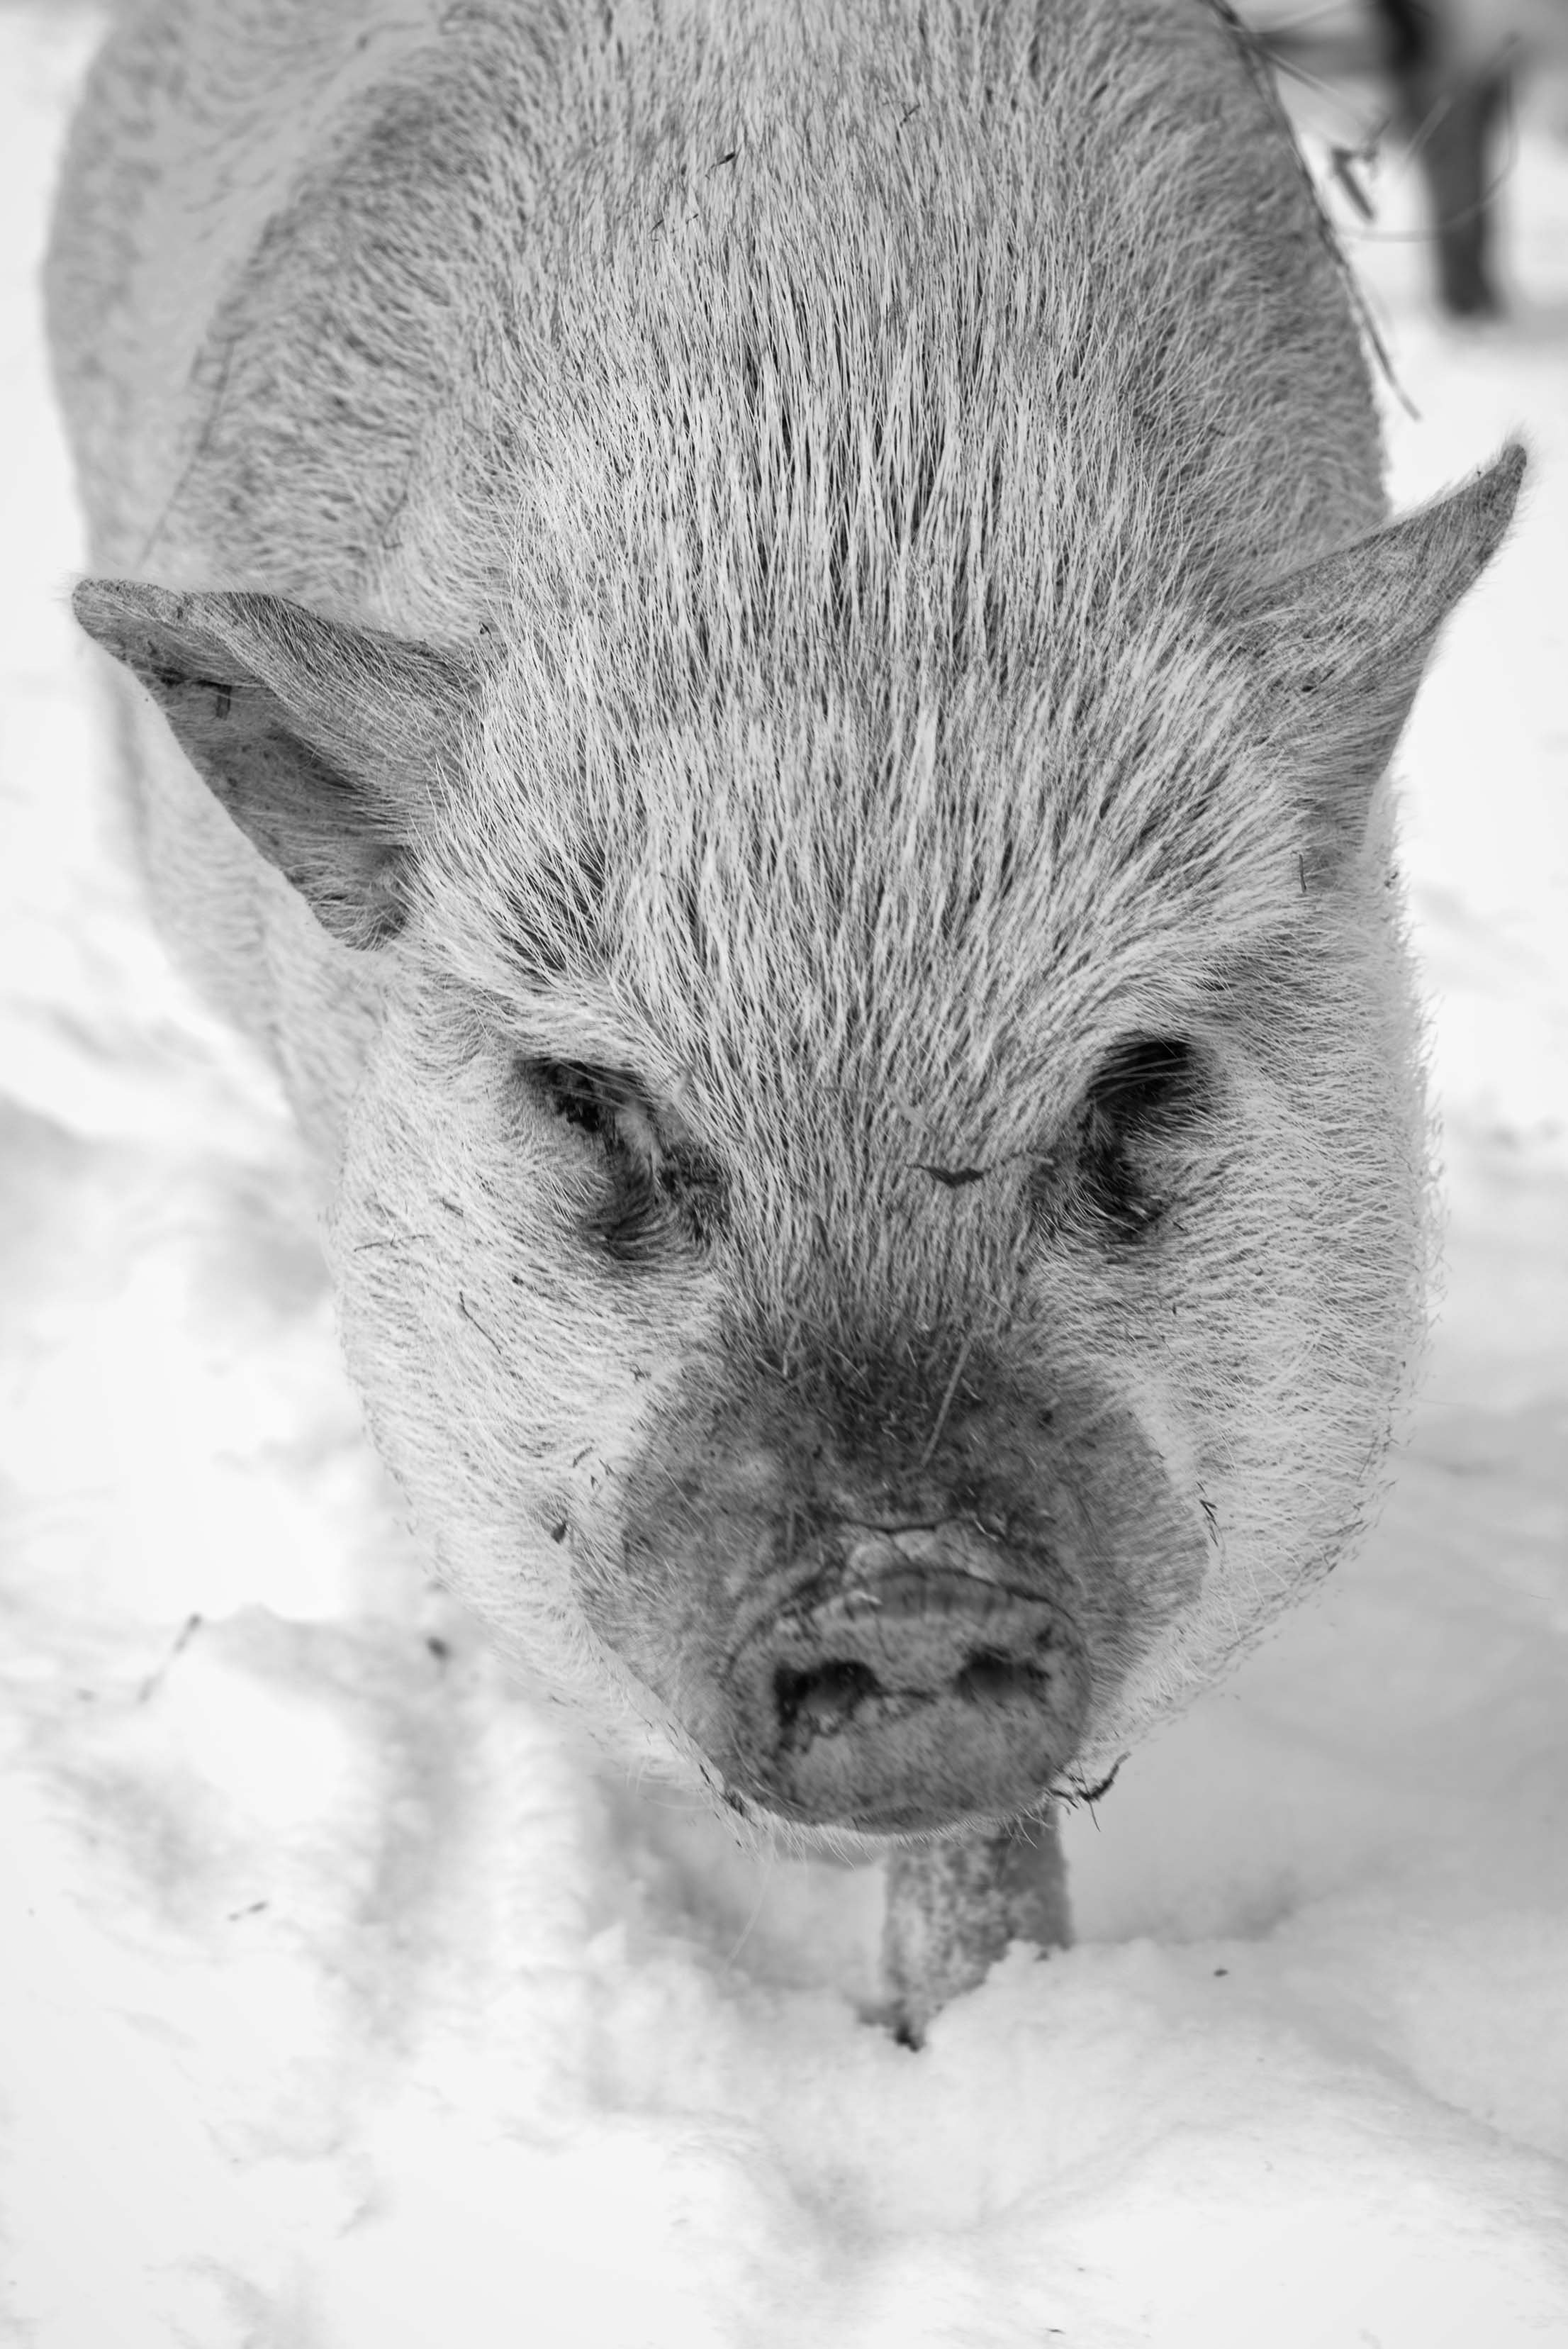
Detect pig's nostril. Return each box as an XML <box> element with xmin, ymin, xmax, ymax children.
<box><xmin>774</xmin><ymin>1658</ymin><xmax>880</xmax><ymax>1741</ymax></box>
<box><xmin>952</xmin><ymin>1648</ymin><xmax>1040</xmax><ymax>1704</ymax></box>
<box><xmin>774</xmin><ymin>1644</ymin><xmax>1043</xmax><ymax>1748</ymax></box>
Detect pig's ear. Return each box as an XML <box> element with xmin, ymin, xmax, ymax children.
<box><xmin>1236</xmin><ymin>442</ymin><xmax>1524</xmax><ymax>878</ymax></box>
<box><xmin>72</xmin><ymin>579</ymin><xmax>475</xmax><ymax>949</ymax></box>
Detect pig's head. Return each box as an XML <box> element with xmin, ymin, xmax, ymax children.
<box><xmin>74</xmin><ymin>440</ymin><xmax>1523</xmax><ymax>1853</ymax></box>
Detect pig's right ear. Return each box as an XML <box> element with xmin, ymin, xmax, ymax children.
<box><xmin>72</xmin><ymin>579</ymin><xmax>475</xmax><ymax>949</ymax></box>
<box><xmin>1236</xmin><ymin>442</ymin><xmax>1524</xmax><ymax>881</ymax></box>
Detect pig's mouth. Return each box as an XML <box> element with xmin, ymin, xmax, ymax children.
<box><xmin>717</xmin><ymin>1532</ymin><xmax>1091</xmax><ymax>1835</ymax></box>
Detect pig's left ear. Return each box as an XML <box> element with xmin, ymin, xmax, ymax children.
<box><xmin>72</xmin><ymin>579</ymin><xmax>476</xmax><ymax>949</ymax></box>
<box><xmin>1236</xmin><ymin>441</ymin><xmax>1524</xmax><ymax>878</ymax></box>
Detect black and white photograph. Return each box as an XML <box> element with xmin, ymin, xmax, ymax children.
<box><xmin>1</xmin><ymin>1</ymin><xmax>1564</xmax><ymax>2340</ymax></box>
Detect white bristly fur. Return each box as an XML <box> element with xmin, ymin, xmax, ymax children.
<box><xmin>47</xmin><ymin>0</ymin><xmax>1522</xmax><ymax>1853</ymax></box>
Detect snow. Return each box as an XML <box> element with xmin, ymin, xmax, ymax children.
<box><xmin>1</xmin><ymin>7</ymin><xmax>1565</xmax><ymax>2343</ymax></box>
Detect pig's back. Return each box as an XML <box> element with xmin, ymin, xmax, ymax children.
<box><xmin>51</xmin><ymin>0</ymin><xmax>1381</xmax><ymax>607</ymax></box>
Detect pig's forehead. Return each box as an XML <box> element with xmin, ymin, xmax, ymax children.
<box><xmin>447</xmin><ymin>642</ymin><xmax>1301</xmax><ymax>1117</ymax></box>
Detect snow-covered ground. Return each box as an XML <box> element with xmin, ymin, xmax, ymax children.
<box><xmin>1</xmin><ymin>9</ymin><xmax>1564</xmax><ymax>2344</ymax></box>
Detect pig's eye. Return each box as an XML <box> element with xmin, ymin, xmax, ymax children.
<box><xmin>1080</xmin><ymin>1034</ymin><xmax>1202</xmax><ymax>1237</ymax></box>
<box><xmin>522</xmin><ymin>1057</ymin><xmax>725</xmax><ymax>1261</ymax></box>
<box><xmin>1087</xmin><ymin>1035</ymin><xmax>1197</xmax><ymax>1129</ymax></box>
<box><xmin>1039</xmin><ymin>1034</ymin><xmax>1204</xmax><ymax>1244</ymax></box>
<box><xmin>530</xmin><ymin>1057</ymin><xmax>625</xmax><ymax>1141</ymax></box>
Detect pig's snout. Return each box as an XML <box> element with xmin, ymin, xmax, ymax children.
<box><xmin>724</xmin><ymin>1530</ymin><xmax>1090</xmax><ymax>1833</ymax></box>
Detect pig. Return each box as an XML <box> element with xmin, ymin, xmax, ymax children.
<box><xmin>47</xmin><ymin>0</ymin><xmax>1522</xmax><ymax>2041</ymax></box>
